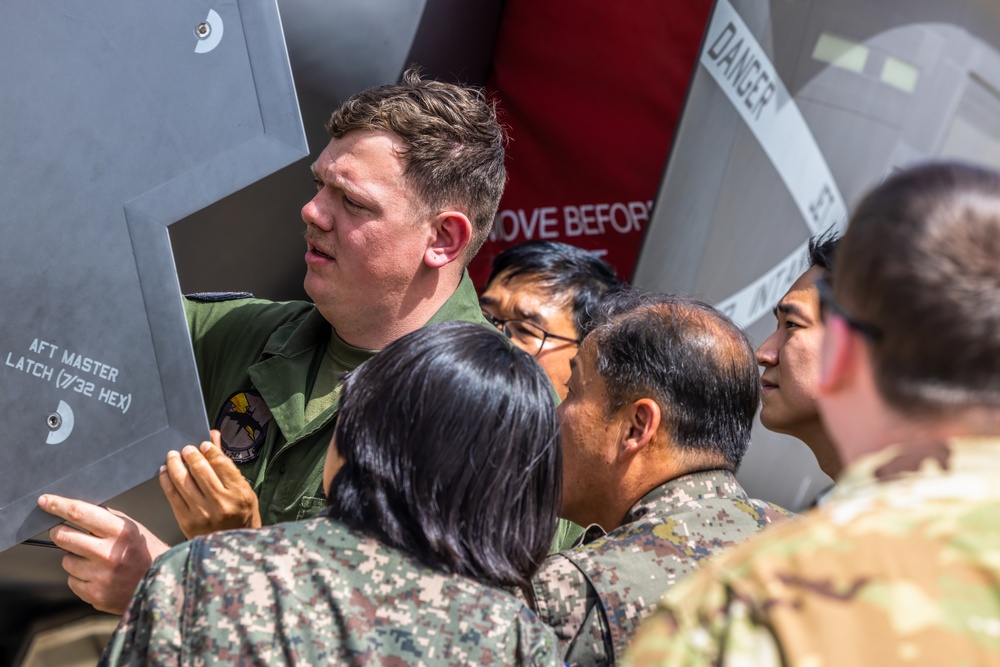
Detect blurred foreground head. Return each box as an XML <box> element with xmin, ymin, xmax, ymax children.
<box><xmin>821</xmin><ymin>161</ymin><xmax>1000</xmax><ymax>462</ymax></box>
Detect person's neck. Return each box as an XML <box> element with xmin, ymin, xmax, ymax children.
<box><xmin>325</xmin><ymin>270</ymin><xmax>462</xmax><ymax>350</ymax></box>
<box><xmin>580</xmin><ymin>454</ymin><xmax>729</xmax><ymax>532</ymax></box>
<box><xmin>796</xmin><ymin>420</ymin><xmax>843</xmax><ymax>479</ymax></box>
<box><xmin>841</xmin><ymin>405</ymin><xmax>1000</xmax><ymax>469</ymax></box>
<box><xmin>564</xmin><ymin>469</ymin><xmax>634</xmax><ymax>532</ymax></box>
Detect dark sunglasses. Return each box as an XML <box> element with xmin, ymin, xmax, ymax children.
<box><xmin>815</xmin><ymin>277</ymin><xmax>882</xmax><ymax>342</ymax></box>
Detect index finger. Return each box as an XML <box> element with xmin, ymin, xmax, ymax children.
<box><xmin>37</xmin><ymin>494</ymin><xmax>123</xmax><ymax>539</ymax></box>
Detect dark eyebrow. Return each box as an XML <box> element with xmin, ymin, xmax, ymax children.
<box><xmin>777</xmin><ymin>302</ymin><xmax>810</xmax><ymax>319</ymax></box>
<box><xmin>477</xmin><ymin>296</ymin><xmax>543</xmax><ymax>324</ymax></box>
<box><xmin>514</xmin><ymin>308</ymin><xmax>542</xmax><ymax>324</ymax></box>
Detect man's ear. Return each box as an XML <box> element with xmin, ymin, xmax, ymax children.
<box><xmin>617</xmin><ymin>398</ymin><xmax>661</xmax><ymax>463</ymax></box>
<box><xmin>819</xmin><ymin>316</ymin><xmax>855</xmax><ymax>395</ymax></box>
<box><xmin>424</xmin><ymin>211</ymin><xmax>473</xmax><ymax>268</ymax></box>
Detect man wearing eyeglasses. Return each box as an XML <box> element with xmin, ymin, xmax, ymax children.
<box><xmin>624</xmin><ymin>161</ymin><xmax>1000</xmax><ymax>666</ymax></box>
<box><xmin>480</xmin><ymin>241</ymin><xmax>622</xmax><ymax>400</ymax></box>
<box><xmin>481</xmin><ymin>241</ymin><xmax>623</xmax><ymax>553</ymax></box>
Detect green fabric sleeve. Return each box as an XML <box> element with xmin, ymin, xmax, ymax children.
<box><xmin>550</xmin><ymin>518</ymin><xmax>586</xmax><ymax>553</ymax></box>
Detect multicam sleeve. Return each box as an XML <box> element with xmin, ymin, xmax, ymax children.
<box><xmin>99</xmin><ymin>544</ymin><xmax>193</xmax><ymax>667</ymax></box>
<box><xmin>530</xmin><ymin>554</ymin><xmax>611</xmax><ymax>665</ymax></box>
<box><xmin>621</xmin><ymin>572</ymin><xmax>783</xmax><ymax>667</ymax></box>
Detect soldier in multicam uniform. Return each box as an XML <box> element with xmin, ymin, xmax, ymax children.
<box><xmin>527</xmin><ymin>291</ymin><xmax>793</xmax><ymax>666</ymax></box>
<box><xmin>624</xmin><ymin>161</ymin><xmax>1000</xmax><ymax>666</ymax></box>
<box><xmin>100</xmin><ymin>322</ymin><xmax>563</xmax><ymax>665</ymax></box>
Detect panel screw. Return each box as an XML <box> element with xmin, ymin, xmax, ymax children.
<box><xmin>196</xmin><ymin>22</ymin><xmax>212</xmax><ymax>39</ymax></box>
<box><xmin>47</xmin><ymin>413</ymin><xmax>61</xmax><ymax>430</ymax></box>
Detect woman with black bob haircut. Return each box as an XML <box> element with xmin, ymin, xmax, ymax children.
<box><xmin>101</xmin><ymin>322</ymin><xmax>563</xmax><ymax>666</ymax></box>
<box><xmin>327</xmin><ymin>321</ymin><xmax>562</xmax><ymax>593</ymax></box>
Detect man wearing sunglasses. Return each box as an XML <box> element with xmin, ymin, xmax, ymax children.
<box><xmin>625</xmin><ymin>161</ymin><xmax>1000</xmax><ymax>666</ymax></box>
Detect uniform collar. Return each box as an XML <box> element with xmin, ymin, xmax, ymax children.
<box><xmin>578</xmin><ymin>469</ymin><xmax>747</xmax><ymax>545</ymax></box>
<box><xmin>422</xmin><ymin>271</ymin><xmax>487</xmax><ymax>328</ymax></box>
<box><xmin>829</xmin><ymin>436</ymin><xmax>1000</xmax><ymax>503</ymax></box>
<box><xmin>249</xmin><ymin>272</ymin><xmax>485</xmax><ymax>444</ymax></box>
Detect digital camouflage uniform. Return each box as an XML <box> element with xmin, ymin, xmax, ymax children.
<box><xmin>529</xmin><ymin>469</ymin><xmax>793</xmax><ymax>666</ymax></box>
<box><xmin>623</xmin><ymin>438</ymin><xmax>1000</xmax><ymax>667</ymax></box>
<box><xmin>185</xmin><ymin>273</ymin><xmax>487</xmax><ymax>526</ymax></box>
<box><xmin>99</xmin><ymin>513</ymin><xmax>562</xmax><ymax>666</ymax></box>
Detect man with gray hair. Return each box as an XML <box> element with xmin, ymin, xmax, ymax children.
<box><xmin>529</xmin><ymin>291</ymin><xmax>791</xmax><ymax>666</ymax></box>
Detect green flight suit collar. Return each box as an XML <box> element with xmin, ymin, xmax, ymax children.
<box><xmin>248</xmin><ymin>272</ymin><xmax>486</xmax><ymax>448</ymax></box>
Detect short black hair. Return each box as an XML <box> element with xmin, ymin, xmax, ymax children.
<box><xmin>589</xmin><ymin>291</ymin><xmax>759</xmax><ymax>470</ymax></box>
<box><xmin>487</xmin><ymin>241</ymin><xmax>623</xmax><ymax>338</ymax></box>
<box><xmin>326</xmin><ymin>321</ymin><xmax>561</xmax><ymax>593</ymax></box>
<box><xmin>808</xmin><ymin>231</ymin><xmax>840</xmax><ymax>274</ymax></box>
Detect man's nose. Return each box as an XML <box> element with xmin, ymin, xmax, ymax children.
<box><xmin>301</xmin><ymin>195</ymin><xmax>330</xmax><ymax>230</ymax></box>
<box><xmin>756</xmin><ymin>332</ymin><xmax>780</xmax><ymax>367</ymax></box>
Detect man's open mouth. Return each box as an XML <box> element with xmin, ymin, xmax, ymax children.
<box><xmin>310</xmin><ymin>244</ymin><xmax>333</xmax><ymax>260</ymax></box>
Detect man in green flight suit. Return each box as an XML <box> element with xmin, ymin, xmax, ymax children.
<box><xmin>37</xmin><ymin>68</ymin><xmax>507</xmax><ymax>614</ymax></box>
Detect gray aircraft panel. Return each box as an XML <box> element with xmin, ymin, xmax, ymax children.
<box><xmin>0</xmin><ymin>1</ymin><xmax>306</xmax><ymax>551</ymax></box>
<box><xmin>0</xmin><ymin>0</ymin><xmax>502</xmax><ymax>636</ymax></box>
<box><xmin>635</xmin><ymin>0</ymin><xmax>1000</xmax><ymax>509</ymax></box>
<box><xmin>168</xmin><ymin>0</ymin><xmax>505</xmax><ymax>301</ymax></box>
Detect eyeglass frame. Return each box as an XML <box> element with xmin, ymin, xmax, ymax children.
<box><xmin>815</xmin><ymin>277</ymin><xmax>883</xmax><ymax>342</ymax></box>
<box><xmin>481</xmin><ymin>311</ymin><xmax>582</xmax><ymax>356</ymax></box>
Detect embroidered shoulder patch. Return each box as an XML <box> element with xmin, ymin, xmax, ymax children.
<box><xmin>215</xmin><ymin>390</ymin><xmax>273</xmax><ymax>463</ymax></box>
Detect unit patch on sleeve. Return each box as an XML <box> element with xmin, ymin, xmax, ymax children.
<box><xmin>214</xmin><ymin>390</ymin><xmax>273</xmax><ymax>463</ymax></box>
